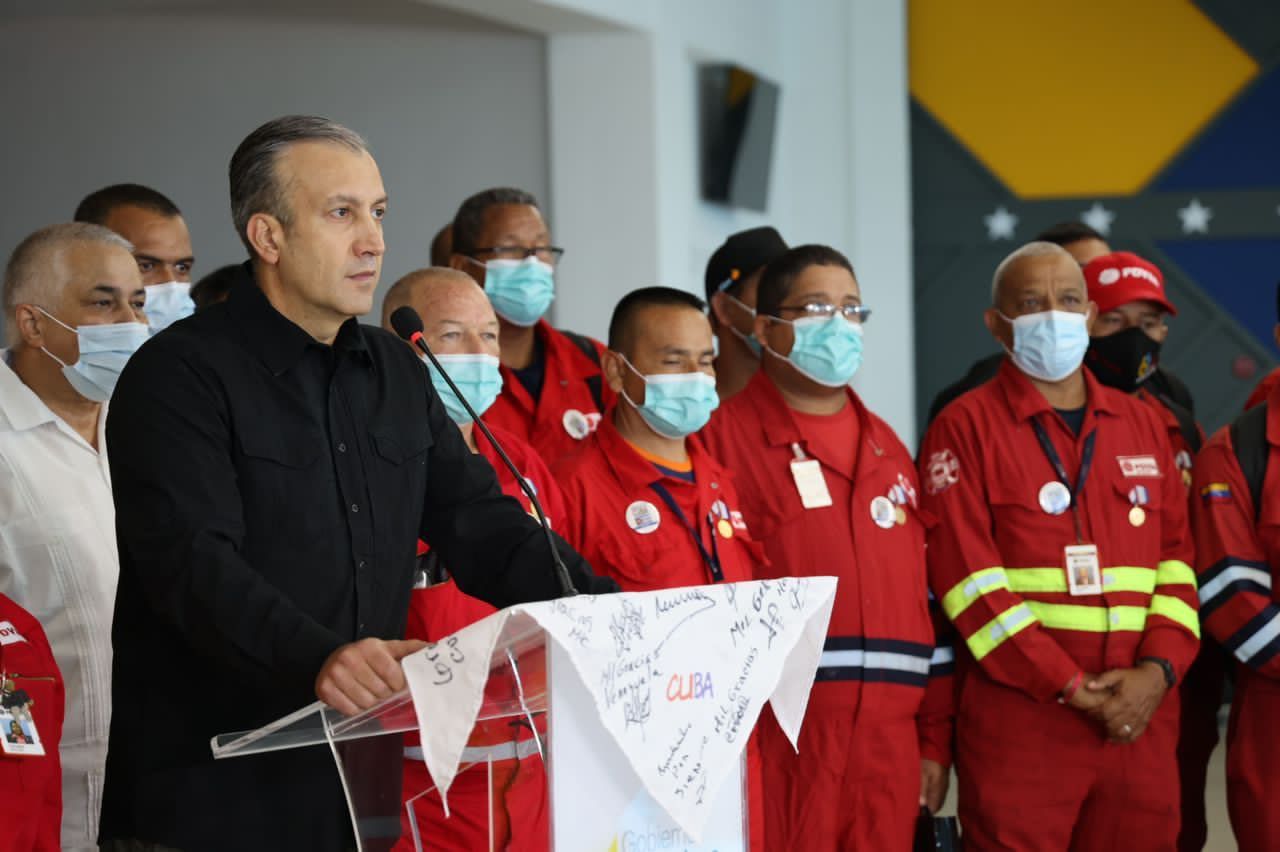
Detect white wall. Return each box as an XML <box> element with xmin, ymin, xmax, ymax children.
<box><xmin>0</xmin><ymin>6</ymin><xmax>549</xmax><ymax>341</ymax></box>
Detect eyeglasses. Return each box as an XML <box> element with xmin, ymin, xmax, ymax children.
<box><xmin>471</xmin><ymin>245</ymin><xmax>565</xmax><ymax>266</ymax></box>
<box><xmin>775</xmin><ymin>302</ymin><xmax>872</xmax><ymax>324</ymax></box>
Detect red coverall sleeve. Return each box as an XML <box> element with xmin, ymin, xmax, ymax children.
<box><xmin>1136</xmin><ymin>432</ymin><xmax>1200</xmax><ymax>678</ymax></box>
<box><xmin>917</xmin><ymin>594</ymin><xmax>956</xmax><ymax>767</ymax></box>
<box><xmin>1192</xmin><ymin>434</ymin><xmax>1280</xmax><ymax>679</ymax></box>
<box><xmin>919</xmin><ymin>413</ymin><xmax>1080</xmax><ymax>703</ymax></box>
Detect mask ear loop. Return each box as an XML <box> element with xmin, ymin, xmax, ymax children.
<box><xmin>30</xmin><ymin>307</ymin><xmax>79</xmax><ymax>369</ymax></box>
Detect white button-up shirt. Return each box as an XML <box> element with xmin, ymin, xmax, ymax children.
<box><xmin>0</xmin><ymin>351</ymin><xmax>117</xmax><ymax>851</ymax></box>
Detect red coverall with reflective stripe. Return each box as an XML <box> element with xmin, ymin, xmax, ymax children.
<box><xmin>702</xmin><ymin>370</ymin><xmax>952</xmax><ymax>852</ymax></box>
<box><xmin>0</xmin><ymin>594</ymin><xmax>64</xmax><ymax>852</ymax></box>
<box><xmin>553</xmin><ymin>417</ymin><xmax>767</xmax><ymax>849</ymax></box>
<box><xmin>920</xmin><ymin>359</ymin><xmax>1199</xmax><ymax>851</ymax></box>
<box><xmin>1190</xmin><ymin>384</ymin><xmax>1280</xmax><ymax>852</ymax></box>
<box><xmin>1135</xmin><ymin>387</ymin><xmax>1221</xmax><ymax>852</ymax></box>
<box><xmin>395</xmin><ymin>424</ymin><xmax>564</xmax><ymax>852</ymax></box>
<box><xmin>482</xmin><ymin>321</ymin><xmax>615</xmax><ymax>465</ymax></box>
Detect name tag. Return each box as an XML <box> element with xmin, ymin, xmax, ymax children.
<box><xmin>0</xmin><ymin>622</ymin><xmax>24</xmax><ymax>646</ymax></box>
<box><xmin>791</xmin><ymin>459</ymin><xmax>833</xmax><ymax>509</ymax></box>
<box><xmin>1065</xmin><ymin>544</ymin><xmax>1102</xmax><ymax>596</ymax></box>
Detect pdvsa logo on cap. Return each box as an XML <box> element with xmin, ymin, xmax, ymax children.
<box><xmin>1097</xmin><ymin>264</ymin><xmax>1161</xmax><ymax>289</ymax></box>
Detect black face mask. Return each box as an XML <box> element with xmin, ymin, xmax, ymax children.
<box><xmin>1085</xmin><ymin>326</ymin><xmax>1162</xmax><ymax>393</ymax></box>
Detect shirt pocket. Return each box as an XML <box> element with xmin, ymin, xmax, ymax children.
<box><xmin>1104</xmin><ymin>477</ymin><xmax>1164</xmax><ymax>568</ymax></box>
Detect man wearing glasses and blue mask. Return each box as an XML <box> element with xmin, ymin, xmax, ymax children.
<box><xmin>0</xmin><ymin>222</ymin><xmax>148</xmax><ymax>850</ymax></box>
<box><xmin>449</xmin><ymin>187</ymin><xmax>613</xmax><ymax>464</ymax></box>
<box><xmin>702</xmin><ymin>245</ymin><xmax>953</xmax><ymax>850</ymax></box>
<box><xmin>919</xmin><ymin>241</ymin><xmax>1197</xmax><ymax>850</ymax></box>
<box><xmin>74</xmin><ymin>184</ymin><xmax>197</xmax><ymax>334</ymax></box>
<box><xmin>704</xmin><ymin>226</ymin><xmax>788</xmax><ymax>400</ymax></box>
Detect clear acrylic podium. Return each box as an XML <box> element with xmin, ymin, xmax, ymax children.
<box><xmin>211</xmin><ymin>609</ymin><xmax>747</xmax><ymax>852</ymax></box>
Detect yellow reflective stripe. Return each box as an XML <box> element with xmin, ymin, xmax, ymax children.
<box><xmin>942</xmin><ymin>568</ymin><xmax>1009</xmax><ymax>621</ymax></box>
<box><xmin>1104</xmin><ymin>567</ymin><xmax>1157</xmax><ymax>595</ymax></box>
<box><xmin>1004</xmin><ymin>566</ymin><xmax>1157</xmax><ymax>595</ymax></box>
<box><xmin>1005</xmin><ymin>568</ymin><xmax>1065</xmax><ymax>594</ymax></box>
<box><xmin>1148</xmin><ymin>594</ymin><xmax>1201</xmax><ymax>638</ymax></box>
<box><xmin>966</xmin><ymin>603</ymin><xmax>1036</xmax><ymax>661</ymax></box>
<box><xmin>1155</xmin><ymin>559</ymin><xmax>1197</xmax><ymax>589</ymax></box>
<box><xmin>1027</xmin><ymin>602</ymin><xmax>1148</xmax><ymax>633</ymax></box>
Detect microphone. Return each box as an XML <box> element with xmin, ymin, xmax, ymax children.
<box><xmin>390</xmin><ymin>306</ymin><xmax>578</xmax><ymax>597</ymax></box>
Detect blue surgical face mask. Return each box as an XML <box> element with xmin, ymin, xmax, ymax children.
<box><xmin>143</xmin><ymin>281</ymin><xmax>195</xmax><ymax>333</ymax></box>
<box><xmin>37</xmin><ymin>308</ymin><xmax>150</xmax><ymax>402</ymax></box>
<box><xmin>766</xmin><ymin>314</ymin><xmax>864</xmax><ymax>387</ymax></box>
<box><xmin>620</xmin><ymin>358</ymin><xmax>720</xmax><ymax>439</ymax></box>
<box><xmin>478</xmin><ymin>257</ymin><xmax>554</xmax><ymax>327</ymax></box>
<box><xmin>999</xmin><ymin>310</ymin><xmax>1089</xmax><ymax>382</ymax></box>
<box><xmin>423</xmin><ymin>353</ymin><xmax>503</xmax><ymax>425</ymax></box>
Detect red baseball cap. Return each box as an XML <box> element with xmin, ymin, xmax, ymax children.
<box><xmin>1083</xmin><ymin>251</ymin><xmax>1177</xmax><ymax>316</ymax></box>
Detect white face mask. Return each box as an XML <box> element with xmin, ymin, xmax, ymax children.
<box><xmin>999</xmin><ymin>310</ymin><xmax>1090</xmax><ymax>382</ymax></box>
<box><xmin>143</xmin><ymin>281</ymin><xmax>195</xmax><ymax>333</ymax></box>
<box><xmin>37</xmin><ymin>308</ymin><xmax>150</xmax><ymax>402</ymax></box>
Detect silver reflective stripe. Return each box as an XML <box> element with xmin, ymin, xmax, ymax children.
<box><xmin>404</xmin><ymin>738</ymin><xmax>542</xmax><ymax>764</ymax></box>
<box><xmin>818</xmin><ymin>649</ymin><xmax>930</xmax><ymax>675</ymax></box>
<box><xmin>1237</xmin><ymin>613</ymin><xmax>1280</xmax><ymax>663</ymax></box>
<box><xmin>930</xmin><ymin>646</ymin><xmax>955</xmax><ymax>666</ymax></box>
<box><xmin>1200</xmin><ymin>564</ymin><xmax>1273</xmax><ymax>606</ymax></box>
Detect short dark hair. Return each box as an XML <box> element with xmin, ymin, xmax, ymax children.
<box><xmin>1035</xmin><ymin>221</ymin><xmax>1105</xmax><ymax>247</ymax></box>
<box><xmin>451</xmin><ymin>188</ymin><xmax>540</xmax><ymax>257</ymax></box>
<box><xmin>74</xmin><ymin>183</ymin><xmax>181</xmax><ymax>225</ymax></box>
<box><xmin>229</xmin><ymin>115</ymin><xmax>368</xmax><ymax>255</ymax></box>
<box><xmin>756</xmin><ymin>244</ymin><xmax>855</xmax><ymax>318</ymax></box>
<box><xmin>190</xmin><ymin>264</ymin><xmax>242</xmax><ymax>311</ymax></box>
<box><xmin>430</xmin><ymin>223</ymin><xmax>453</xmax><ymax>267</ymax></box>
<box><xmin>608</xmin><ymin>286</ymin><xmax>707</xmax><ymax>354</ymax></box>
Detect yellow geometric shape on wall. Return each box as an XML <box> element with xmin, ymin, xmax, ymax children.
<box><xmin>909</xmin><ymin>0</ymin><xmax>1258</xmax><ymax>198</ymax></box>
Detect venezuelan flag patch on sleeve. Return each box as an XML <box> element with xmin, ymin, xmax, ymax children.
<box><xmin>1200</xmin><ymin>482</ymin><xmax>1233</xmax><ymax>503</ymax></box>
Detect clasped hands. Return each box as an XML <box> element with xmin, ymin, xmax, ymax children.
<box><xmin>1063</xmin><ymin>661</ymin><xmax>1168</xmax><ymax>744</ymax></box>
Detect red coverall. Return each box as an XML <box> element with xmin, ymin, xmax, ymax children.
<box><xmin>483</xmin><ymin>321</ymin><xmax>616</xmax><ymax>465</ymax></box>
<box><xmin>552</xmin><ymin>417</ymin><xmax>767</xmax><ymax>848</ymax></box>
<box><xmin>1243</xmin><ymin>366</ymin><xmax>1279</xmax><ymax>411</ymax></box>
<box><xmin>1133</xmin><ymin>387</ymin><xmax>1221</xmax><ymax>852</ymax></box>
<box><xmin>395</xmin><ymin>424</ymin><xmax>565</xmax><ymax>852</ymax></box>
<box><xmin>1190</xmin><ymin>383</ymin><xmax>1280</xmax><ymax>852</ymax></box>
<box><xmin>702</xmin><ymin>370</ymin><xmax>953</xmax><ymax>852</ymax></box>
<box><xmin>920</xmin><ymin>359</ymin><xmax>1199</xmax><ymax>851</ymax></box>
<box><xmin>0</xmin><ymin>593</ymin><xmax>65</xmax><ymax>851</ymax></box>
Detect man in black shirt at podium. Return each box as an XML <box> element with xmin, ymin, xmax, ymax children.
<box><xmin>99</xmin><ymin>115</ymin><xmax>612</xmax><ymax>852</ymax></box>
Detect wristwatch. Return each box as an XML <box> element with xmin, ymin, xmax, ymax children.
<box><xmin>1138</xmin><ymin>656</ymin><xmax>1176</xmax><ymax>689</ymax></box>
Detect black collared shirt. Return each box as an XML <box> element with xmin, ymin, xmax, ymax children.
<box><xmin>100</xmin><ymin>265</ymin><xmax>608</xmax><ymax>851</ymax></box>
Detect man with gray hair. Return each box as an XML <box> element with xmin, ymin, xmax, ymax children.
<box><xmin>918</xmin><ymin>241</ymin><xmax>1198</xmax><ymax>848</ymax></box>
<box><xmin>0</xmin><ymin>222</ymin><xmax>148</xmax><ymax>850</ymax></box>
<box><xmin>98</xmin><ymin>116</ymin><xmax>612</xmax><ymax>852</ymax></box>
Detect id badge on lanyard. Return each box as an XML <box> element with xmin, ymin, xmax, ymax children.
<box><xmin>790</xmin><ymin>443</ymin><xmax>832</xmax><ymax>509</ymax></box>
<box><xmin>1031</xmin><ymin>418</ymin><xmax>1102</xmax><ymax>597</ymax></box>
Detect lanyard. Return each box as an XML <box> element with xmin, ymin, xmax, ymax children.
<box><xmin>1030</xmin><ymin>417</ymin><xmax>1096</xmax><ymax>543</ymax></box>
<box><xmin>648</xmin><ymin>481</ymin><xmax>725</xmax><ymax>583</ymax></box>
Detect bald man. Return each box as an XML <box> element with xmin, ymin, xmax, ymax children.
<box><xmin>919</xmin><ymin>242</ymin><xmax>1198</xmax><ymax>849</ymax></box>
<box><xmin>1</xmin><ymin>222</ymin><xmax>148</xmax><ymax>850</ymax></box>
<box><xmin>381</xmin><ymin>267</ymin><xmax>566</xmax><ymax>852</ymax></box>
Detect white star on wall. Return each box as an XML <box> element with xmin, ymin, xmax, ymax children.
<box><xmin>1178</xmin><ymin>198</ymin><xmax>1213</xmax><ymax>234</ymax></box>
<box><xmin>1080</xmin><ymin>202</ymin><xmax>1115</xmax><ymax>236</ymax></box>
<box><xmin>984</xmin><ymin>205</ymin><xmax>1018</xmax><ymax>241</ymax></box>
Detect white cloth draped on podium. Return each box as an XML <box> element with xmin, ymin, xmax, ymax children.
<box><xmin>403</xmin><ymin>576</ymin><xmax>837</xmax><ymax>841</ymax></box>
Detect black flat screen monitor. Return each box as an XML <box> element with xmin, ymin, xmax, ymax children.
<box><xmin>698</xmin><ymin>63</ymin><xmax>780</xmax><ymax>212</ymax></box>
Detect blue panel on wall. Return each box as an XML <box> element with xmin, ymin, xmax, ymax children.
<box><xmin>1152</xmin><ymin>66</ymin><xmax>1280</xmax><ymax>192</ymax></box>
<box><xmin>1157</xmin><ymin>237</ymin><xmax>1280</xmax><ymax>354</ymax></box>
